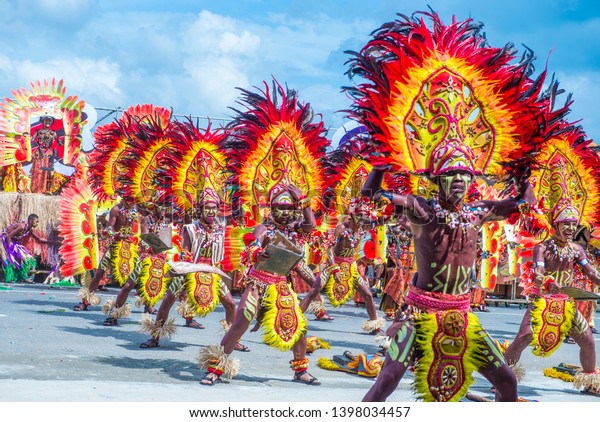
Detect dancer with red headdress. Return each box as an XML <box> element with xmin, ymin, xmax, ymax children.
<box><xmin>343</xmin><ymin>11</ymin><xmax>549</xmax><ymax>401</ymax></box>
<box><xmin>197</xmin><ymin>80</ymin><xmax>328</xmax><ymax>386</ymax></box>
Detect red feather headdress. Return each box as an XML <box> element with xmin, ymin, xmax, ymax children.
<box><xmin>222</xmin><ymin>79</ymin><xmax>329</xmax><ymax>224</ymax></box>
<box><xmin>88</xmin><ymin>104</ymin><xmax>172</xmax><ymax>202</ymax></box>
<box><xmin>530</xmin><ymin>124</ymin><xmax>600</xmax><ymax>236</ymax></box>
<box><xmin>163</xmin><ymin>120</ymin><xmax>230</xmax><ymax>213</ymax></box>
<box><xmin>116</xmin><ymin>105</ymin><xmax>175</xmax><ymax>205</ymax></box>
<box><xmin>344</xmin><ymin>11</ymin><xmax>549</xmax><ymax>186</ymax></box>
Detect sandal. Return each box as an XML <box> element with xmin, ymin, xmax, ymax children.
<box><xmin>564</xmin><ymin>336</ymin><xmax>576</xmax><ymax>344</ymax></box>
<box><xmin>185</xmin><ymin>319</ymin><xmax>205</xmax><ymax>329</ymax></box>
<box><xmin>140</xmin><ymin>338</ymin><xmax>160</xmax><ymax>348</ymax></box>
<box><xmin>200</xmin><ymin>372</ymin><xmax>224</xmax><ymax>386</ymax></box>
<box><xmin>73</xmin><ymin>302</ymin><xmax>88</xmax><ymax>311</ymax></box>
<box><xmin>144</xmin><ymin>306</ymin><xmax>158</xmax><ymax>315</ymax></box>
<box><xmin>292</xmin><ymin>370</ymin><xmax>321</xmax><ymax>386</ymax></box>
<box><xmin>234</xmin><ymin>343</ymin><xmax>251</xmax><ymax>352</ymax></box>
<box><xmin>316</xmin><ymin>313</ymin><xmax>334</xmax><ymax>321</ymax></box>
<box><xmin>103</xmin><ymin>317</ymin><xmax>118</xmax><ymax>326</ymax></box>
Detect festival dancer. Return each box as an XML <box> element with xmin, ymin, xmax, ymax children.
<box><xmin>503</xmin><ymin>126</ymin><xmax>600</xmax><ymax>395</ymax></box>
<box><xmin>73</xmin><ymin>197</ymin><xmax>139</xmax><ymax>310</ymax></box>
<box><xmin>379</xmin><ymin>216</ymin><xmax>415</xmax><ymax>319</ymax></box>
<box><xmin>300</xmin><ymin>144</ymin><xmax>388</xmax><ymax>333</ymax></box>
<box><xmin>101</xmin><ymin>108</ymin><xmax>176</xmax><ymax>324</ymax></box>
<box><xmin>1</xmin><ymin>214</ymin><xmax>57</xmax><ymax>283</ymax></box>
<box><xmin>197</xmin><ymin>80</ymin><xmax>328</xmax><ymax>386</ymax></box>
<box><xmin>343</xmin><ymin>11</ymin><xmax>549</xmax><ymax>401</ymax></box>
<box><xmin>302</xmin><ymin>197</ymin><xmax>386</xmax><ymax>334</ymax></box>
<box><xmin>102</xmin><ymin>200</ymin><xmax>172</xmax><ymax>325</ymax></box>
<box><xmin>138</xmin><ymin>121</ymin><xmax>246</xmax><ymax>348</ymax></box>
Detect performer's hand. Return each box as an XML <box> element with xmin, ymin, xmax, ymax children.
<box><xmin>287</xmin><ymin>185</ymin><xmax>304</xmax><ymax>203</ymax></box>
<box><xmin>256</xmin><ymin>250</ymin><xmax>270</xmax><ymax>262</ymax></box>
<box><xmin>547</xmin><ymin>281</ymin><xmax>562</xmax><ymax>295</ymax></box>
<box><xmin>333</xmin><ymin>271</ymin><xmax>342</xmax><ymax>284</ymax></box>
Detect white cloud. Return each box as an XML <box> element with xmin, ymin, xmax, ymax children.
<box><xmin>0</xmin><ymin>57</ymin><xmax>122</xmax><ymax>105</ymax></box>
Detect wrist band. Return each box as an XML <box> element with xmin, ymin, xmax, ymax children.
<box><xmin>535</xmin><ymin>261</ymin><xmax>545</xmax><ymax>268</ymax></box>
<box><xmin>579</xmin><ymin>258</ymin><xmax>589</xmax><ymax>266</ymax></box>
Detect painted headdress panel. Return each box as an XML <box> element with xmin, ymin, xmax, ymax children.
<box><xmin>164</xmin><ymin>120</ymin><xmax>229</xmax><ymax>212</ymax></box>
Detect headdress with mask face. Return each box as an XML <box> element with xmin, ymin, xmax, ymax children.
<box><xmin>529</xmin><ymin>125</ymin><xmax>600</xmax><ymax>238</ymax></box>
<box><xmin>162</xmin><ymin>119</ymin><xmax>230</xmax><ymax>216</ymax></box>
<box><xmin>222</xmin><ymin>78</ymin><xmax>329</xmax><ymax>225</ymax></box>
<box><xmin>344</xmin><ymin>11</ymin><xmax>549</xmax><ymax>198</ymax></box>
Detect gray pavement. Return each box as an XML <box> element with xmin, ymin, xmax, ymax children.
<box><xmin>0</xmin><ymin>281</ymin><xmax>599</xmax><ymax>403</ymax></box>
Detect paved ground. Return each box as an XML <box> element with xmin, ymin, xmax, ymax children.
<box><xmin>0</xmin><ymin>281</ymin><xmax>598</xmax><ymax>405</ymax></box>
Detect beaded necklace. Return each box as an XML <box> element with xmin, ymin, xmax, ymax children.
<box><xmin>340</xmin><ymin>225</ymin><xmax>366</xmax><ymax>249</ymax></box>
<box><xmin>430</xmin><ymin>198</ymin><xmax>483</xmax><ymax>231</ymax></box>
<box><xmin>118</xmin><ymin>204</ymin><xmax>138</xmax><ymax>225</ymax></box>
<box><xmin>548</xmin><ymin>238</ymin><xmax>579</xmax><ymax>262</ymax></box>
<box><xmin>265</xmin><ymin>221</ymin><xmax>303</xmax><ymax>245</ymax></box>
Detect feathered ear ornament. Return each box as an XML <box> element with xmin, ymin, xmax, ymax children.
<box><xmin>221</xmin><ymin>78</ymin><xmax>329</xmax><ymax>224</ymax></box>
<box><xmin>344</xmin><ymin>10</ymin><xmax>550</xmax><ymax>193</ymax></box>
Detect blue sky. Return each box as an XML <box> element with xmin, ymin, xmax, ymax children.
<box><xmin>1</xmin><ymin>0</ymin><xmax>599</xmax><ymax>146</ymax></box>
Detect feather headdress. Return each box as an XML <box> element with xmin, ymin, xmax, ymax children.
<box><xmin>344</xmin><ymin>11</ymin><xmax>548</xmax><ymax>185</ymax></box>
<box><xmin>530</xmin><ymin>124</ymin><xmax>600</xmax><ymax>234</ymax></box>
<box><xmin>88</xmin><ymin>105</ymin><xmax>172</xmax><ymax>202</ymax></box>
<box><xmin>222</xmin><ymin>79</ymin><xmax>329</xmax><ymax>224</ymax></box>
<box><xmin>163</xmin><ymin>120</ymin><xmax>230</xmax><ymax>213</ymax></box>
<box><xmin>116</xmin><ymin>105</ymin><xmax>175</xmax><ymax>205</ymax></box>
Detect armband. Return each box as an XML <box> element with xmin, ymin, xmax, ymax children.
<box><xmin>579</xmin><ymin>258</ymin><xmax>589</xmax><ymax>267</ymax></box>
<box><xmin>380</xmin><ymin>190</ymin><xmax>394</xmax><ymax>202</ymax></box>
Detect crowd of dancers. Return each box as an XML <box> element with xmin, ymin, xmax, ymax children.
<box><xmin>2</xmin><ymin>10</ymin><xmax>600</xmax><ymax>402</ymax></box>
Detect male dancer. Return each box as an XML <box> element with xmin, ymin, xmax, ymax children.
<box><xmin>361</xmin><ymin>142</ymin><xmax>529</xmax><ymax>402</ymax></box>
<box><xmin>198</xmin><ymin>185</ymin><xmax>322</xmax><ymax>386</ymax></box>
<box><xmin>73</xmin><ymin>197</ymin><xmax>138</xmax><ymax>311</ymax></box>
<box><xmin>102</xmin><ymin>202</ymin><xmax>170</xmax><ymax>325</ymax></box>
<box><xmin>139</xmin><ymin>190</ymin><xmax>247</xmax><ymax>351</ymax></box>
<box><xmin>302</xmin><ymin>197</ymin><xmax>386</xmax><ymax>334</ymax></box>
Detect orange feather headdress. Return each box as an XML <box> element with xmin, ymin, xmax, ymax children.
<box><xmin>222</xmin><ymin>79</ymin><xmax>329</xmax><ymax>224</ymax></box>
<box><xmin>530</xmin><ymin>124</ymin><xmax>600</xmax><ymax>235</ymax></box>
<box><xmin>116</xmin><ymin>105</ymin><xmax>175</xmax><ymax>206</ymax></box>
<box><xmin>163</xmin><ymin>120</ymin><xmax>230</xmax><ymax>214</ymax></box>
<box><xmin>88</xmin><ymin>104</ymin><xmax>172</xmax><ymax>202</ymax></box>
<box><xmin>344</xmin><ymin>11</ymin><xmax>549</xmax><ymax>186</ymax></box>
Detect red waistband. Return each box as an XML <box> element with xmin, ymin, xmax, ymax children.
<box><xmin>247</xmin><ymin>268</ymin><xmax>287</xmax><ymax>284</ymax></box>
<box><xmin>405</xmin><ymin>285</ymin><xmax>471</xmax><ymax>312</ymax></box>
